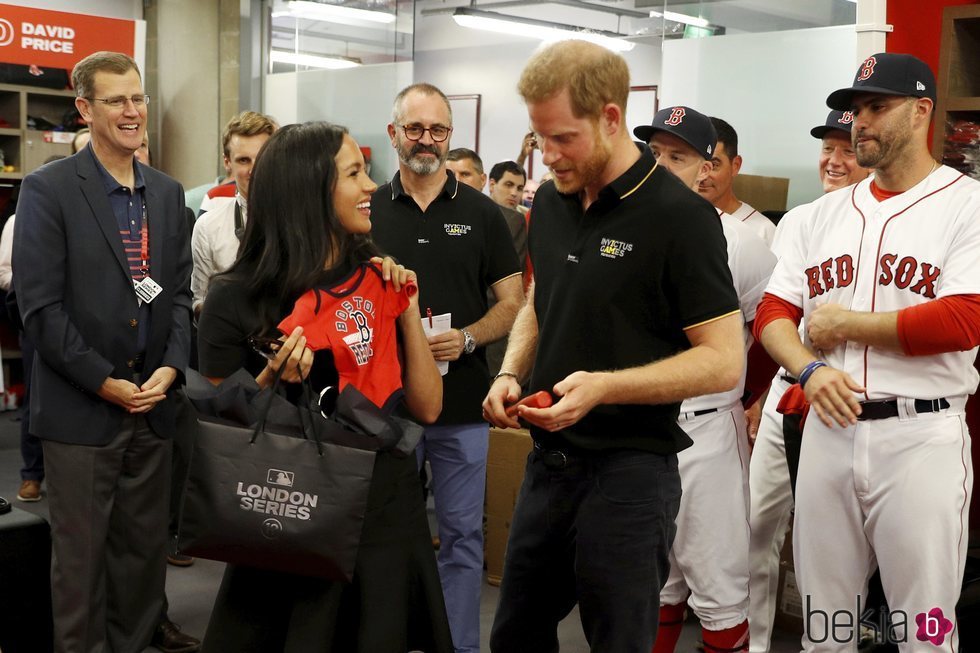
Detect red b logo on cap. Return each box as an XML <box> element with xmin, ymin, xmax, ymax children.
<box><xmin>839</xmin><ymin>111</ymin><xmax>854</xmax><ymax>125</ymax></box>
<box><xmin>857</xmin><ymin>56</ymin><xmax>877</xmax><ymax>81</ymax></box>
<box><xmin>664</xmin><ymin>108</ymin><xmax>686</xmax><ymax>126</ymax></box>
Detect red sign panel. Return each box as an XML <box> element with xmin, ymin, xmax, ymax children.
<box><xmin>0</xmin><ymin>3</ymin><xmax>137</xmax><ymax>70</ymax></box>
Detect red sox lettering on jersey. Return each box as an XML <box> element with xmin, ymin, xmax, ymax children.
<box><xmin>803</xmin><ymin>254</ymin><xmax>939</xmax><ymax>299</ymax></box>
<box><xmin>766</xmin><ymin>166</ymin><xmax>980</xmax><ymax>400</ymax></box>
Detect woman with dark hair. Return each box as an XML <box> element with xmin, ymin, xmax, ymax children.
<box><xmin>197</xmin><ymin>121</ymin><xmax>452</xmax><ymax>652</ymax></box>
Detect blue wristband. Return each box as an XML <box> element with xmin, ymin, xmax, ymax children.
<box><xmin>798</xmin><ymin>360</ymin><xmax>828</xmax><ymax>389</ymax></box>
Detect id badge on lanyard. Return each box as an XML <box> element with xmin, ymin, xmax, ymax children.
<box><xmin>133</xmin><ymin>198</ymin><xmax>163</xmax><ymax>305</ymax></box>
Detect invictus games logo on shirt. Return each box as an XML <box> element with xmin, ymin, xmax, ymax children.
<box><xmin>599</xmin><ymin>238</ymin><xmax>634</xmax><ymax>259</ymax></box>
<box><xmin>444</xmin><ymin>223</ymin><xmax>472</xmax><ymax>237</ymax></box>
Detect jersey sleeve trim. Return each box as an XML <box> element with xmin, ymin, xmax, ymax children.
<box><xmin>752</xmin><ymin>293</ymin><xmax>804</xmax><ymax>342</ymax></box>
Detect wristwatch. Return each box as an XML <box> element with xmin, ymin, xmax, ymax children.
<box><xmin>461</xmin><ymin>329</ymin><xmax>476</xmax><ymax>355</ymax></box>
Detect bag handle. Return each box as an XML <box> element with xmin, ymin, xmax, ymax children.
<box><xmin>299</xmin><ymin>377</ymin><xmax>326</xmax><ymax>456</ymax></box>
<box><xmin>250</xmin><ymin>361</ymin><xmax>287</xmax><ymax>444</ymax></box>
<box><xmin>248</xmin><ymin>362</ymin><xmax>327</xmax><ymax>457</ymax></box>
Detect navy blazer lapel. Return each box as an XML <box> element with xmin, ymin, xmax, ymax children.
<box><xmin>145</xmin><ymin>175</ymin><xmax>164</xmax><ymax>280</ymax></box>
<box><xmin>75</xmin><ymin>154</ymin><xmax>133</xmax><ymax>284</ymax></box>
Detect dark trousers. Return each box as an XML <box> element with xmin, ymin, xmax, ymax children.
<box><xmin>19</xmin><ymin>333</ymin><xmax>43</xmax><ymax>482</ymax></box>
<box><xmin>490</xmin><ymin>447</ymin><xmax>682</xmax><ymax>653</ymax></box>
<box><xmin>43</xmin><ymin>415</ymin><xmax>171</xmax><ymax>653</ymax></box>
<box><xmin>169</xmin><ymin>389</ymin><xmax>195</xmax><ymax>537</ymax></box>
<box><xmin>782</xmin><ymin>412</ymin><xmax>803</xmax><ymax>497</ymax></box>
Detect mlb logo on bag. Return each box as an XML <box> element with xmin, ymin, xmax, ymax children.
<box><xmin>268</xmin><ymin>468</ymin><xmax>294</xmax><ymax>487</ymax></box>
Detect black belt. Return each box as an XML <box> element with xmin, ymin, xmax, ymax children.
<box><xmin>533</xmin><ymin>441</ymin><xmax>574</xmax><ymax>470</ymax></box>
<box><xmin>780</xmin><ymin>374</ymin><xmax>798</xmax><ymax>385</ymax></box>
<box><xmin>691</xmin><ymin>407</ymin><xmax>719</xmax><ymax>417</ymax></box>
<box><xmin>857</xmin><ymin>398</ymin><xmax>949</xmax><ymax>421</ymax></box>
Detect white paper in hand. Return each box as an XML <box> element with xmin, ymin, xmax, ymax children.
<box><xmin>422</xmin><ymin>312</ymin><xmax>452</xmax><ymax>376</ymax></box>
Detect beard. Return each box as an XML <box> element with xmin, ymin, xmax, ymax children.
<box><xmin>551</xmin><ymin>130</ymin><xmax>612</xmax><ymax>195</ymax></box>
<box><xmin>854</xmin><ymin>103</ymin><xmax>913</xmax><ymax>169</ymax></box>
<box><xmin>397</xmin><ymin>140</ymin><xmax>446</xmax><ymax>176</ymax></box>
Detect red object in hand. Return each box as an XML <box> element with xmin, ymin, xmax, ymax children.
<box><xmin>505</xmin><ymin>390</ymin><xmax>553</xmax><ymax>417</ymax></box>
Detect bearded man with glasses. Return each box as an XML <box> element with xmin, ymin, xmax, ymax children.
<box><xmin>370</xmin><ymin>83</ymin><xmax>524</xmax><ymax>653</ymax></box>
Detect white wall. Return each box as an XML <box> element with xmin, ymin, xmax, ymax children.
<box><xmin>660</xmin><ymin>25</ymin><xmax>857</xmax><ymax>208</ymax></box>
<box><xmin>264</xmin><ymin>61</ymin><xmax>414</xmax><ymax>184</ymax></box>
<box><xmin>414</xmin><ymin>33</ymin><xmax>663</xmax><ymax>186</ymax></box>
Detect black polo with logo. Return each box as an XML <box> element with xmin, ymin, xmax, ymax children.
<box><xmin>528</xmin><ymin>144</ymin><xmax>738</xmax><ymax>454</ymax></box>
<box><xmin>371</xmin><ymin>170</ymin><xmax>521</xmax><ymax>424</ymax></box>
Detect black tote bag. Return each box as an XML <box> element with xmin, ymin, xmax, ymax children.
<box><xmin>177</xmin><ymin>368</ymin><xmax>379</xmax><ymax>582</ymax></box>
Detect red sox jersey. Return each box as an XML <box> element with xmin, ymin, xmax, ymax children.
<box><xmin>681</xmin><ymin>217</ymin><xmax>776</xmax><ymax>413</ymax></box>
<box><xmin>278</xmin><ymin>263</ymin><xmax>414</xmax><ymax>411</ymax></box>
<box><xmin>765</xmin><ymin>166</ymin><xmax>980</xmax><ymax>401</ymax></box>
<box><xmin>728</xmin><ymin>202</ymin><xmax>775</xmax><ymax>247</ymax></box>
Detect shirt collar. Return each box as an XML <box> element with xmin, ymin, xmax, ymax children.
<box><xmin>553</xmin><ymin>142</ymin><xmax>659</xmax><ymax>211</ymax></box>
<box><xmin>607</xmin><ymin>143</ymin><xmax>658</xmax><ymax>201</ymax></box>
<box><xmin>87</xmin><ymin>142</ymin><xmax>146</xmax><ymax>194</ymax></box>
<box><xmin>390</xmin><ymin>169</ymin><xmax>459</xmax><ymax>202</ymax></box>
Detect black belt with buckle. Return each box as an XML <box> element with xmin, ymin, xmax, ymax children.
<box><xmin>691</xmin><ymin>407</ymin><xmax>719</xmax><ymax>417</ymax></box>
<box><xmin>857</xmin><ymin>398</ymin><xmax>950</xmax><ymax>421</ymax></box>
<box><xmin>533</xmin><ymin>441</ymin><xmax>572</xmax><ymax>470</ymax></box>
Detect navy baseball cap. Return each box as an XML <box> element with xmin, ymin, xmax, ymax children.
<box><xmin>633</xmin><ymin>106</ymin><xmax>717</xmax><ymax>160</ymax></box>
<box><xmin>826</xmin><ymin>52</ymin><xmax>936</xmax><ymax>111</ymax></box>
<box><xmin>810</xmin><ymin>110</ymin><xmax>856</xmax><ymax>139</ymax></box>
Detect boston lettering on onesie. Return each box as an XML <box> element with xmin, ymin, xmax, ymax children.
<box><xmin>278</xmin><ymin>262</ymin><xmax>416</xmax><ymax>413</ymax></box>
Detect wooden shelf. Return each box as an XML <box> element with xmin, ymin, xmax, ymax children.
<box><xmin>933</xmin><ymin>3</ymin><xmax>980</xmax><ymax>177</ymax></box>
<box><xmin>0</xmin><ymin>83</ymin><xmax>77</xmax><ymax>179</ymax></box>
<box><xmin>946</xmin><ymin>97</ymin><xmax>980</xmax><ymax>112</ymax></box>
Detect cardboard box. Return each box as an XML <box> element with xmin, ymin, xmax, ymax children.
<box><xmin>485</xmin><ymin>427</ymin><xmax>533</xmax><ymax>585</ymax></box>
<box><xmin>733</xmin><ymin>173</ymin><xmax>790</xmax><ymax>212</ymax></box>
<box><xmin>773</xmin><ymin>519</ymin><xmax>804</xmax><ymax>636</ymax></box>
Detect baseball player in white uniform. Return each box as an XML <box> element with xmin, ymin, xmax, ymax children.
<box><xmin>699</xmin><ymin>117</ymin><xmax>777</xmax><ymax>247</ymax></box>
<box><xmin>747</xmin><ymin>110</ymin><xmax>871</xmax><ymax>653</ymax></box>
<box><xmin>635</xmin><ymin>106</ymin><xmax>776</xmax><ymax>653</ymax></box>
<box><xmin>755</xmin><ymin>53</ymin><xmax>980</xmax><ymax>652</ymax></box>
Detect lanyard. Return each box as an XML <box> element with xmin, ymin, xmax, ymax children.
<box><xmin>139</xmin><ymin>197</ymin><xmax>149</xmax><ymax>279</ymax></box>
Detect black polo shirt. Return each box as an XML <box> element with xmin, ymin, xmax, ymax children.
<box><xmin>371</xmin><ymin>170</ymin><xmax>521</xmax><ymax>425</ymax></box>
<box><xmin>528</xmin><ymin>144</ymin><xmax>739</xmax><ymax>454</ymax></box>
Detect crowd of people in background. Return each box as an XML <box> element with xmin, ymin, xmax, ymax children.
<box><xmin>4</xmin><ymin>40</ymin><xmax>980</xmax><ymax>653</ymax></box>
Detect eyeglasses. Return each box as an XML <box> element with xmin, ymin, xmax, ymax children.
<box><xmin>84</xmin><ymin>95</ymin><xmax>150</xmax><ymax>108</ymax></box>
<box><xmin>398</xmin><ymin>123</ymin><xmax>452</xmax><ymax>142</ymax></box>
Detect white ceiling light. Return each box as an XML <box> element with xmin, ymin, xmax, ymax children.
<box><xmin>452</xmin><ymin>8</ymin><xmax>635</xmax><ymax>53</ymax></box>
<box><xmin>272</xmin><ymin>1</ymin><xmax>396</xmax><ymax>25</ymax></box>
<box><xmin>270</xmin><ymin>50</ymin><xmax>362</xmax><ymax>69</ymax></box>
<box><xmin>649</xmin><ymin>10</ymin><xmax>710</xmax><ymax>29</ymax></box>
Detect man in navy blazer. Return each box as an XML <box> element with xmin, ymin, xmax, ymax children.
<box><xmin>13</xmin><ymin>51</ymin><xmax>192</xmax><ymax>652</ymax></box>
